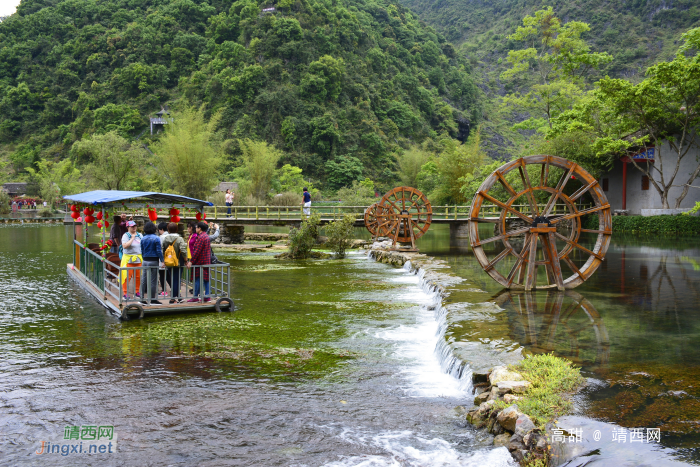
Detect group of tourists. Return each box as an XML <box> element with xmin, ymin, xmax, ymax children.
<box><xmin>10</xmin><ymin>199</ymin><xmax>44</xmax><ymax>212</ymax></box>
<box><xmin>109</xmin><ymin>214</ymin><xmax>220</xmax><ymax>305</ymax></box>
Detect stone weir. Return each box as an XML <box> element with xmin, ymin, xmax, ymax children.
<box><xmin>367</xmin><ymin>245</ymin><xmax>553</xmax><ymax>465</ymax></box>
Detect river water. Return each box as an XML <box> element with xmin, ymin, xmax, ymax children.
<box><xmin>0</xmin><ymin>224</ymin><xmax>698</xmax><ymax>466</ymax></box>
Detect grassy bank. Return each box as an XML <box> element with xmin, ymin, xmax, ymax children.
<box><xmin>494</xmin><ymin>353</ymin><xmax>585</xmax><ymax>428</ymax></box>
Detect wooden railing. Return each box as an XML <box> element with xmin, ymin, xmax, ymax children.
<box><xmin>193</xmin><ymin>203</ymin><xmax>592</xmax><ymax>221</ymax></box>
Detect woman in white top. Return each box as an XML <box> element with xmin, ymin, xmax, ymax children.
<box><xmin>225</xmin><ymin>189</ymin><xmax>234</xmax><ymax>216</ymax></box>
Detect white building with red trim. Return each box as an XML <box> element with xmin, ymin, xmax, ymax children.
<box><xmin>599</xmin><ymin>141</ymin><xmax>700</xmax><ymax>215</ymax></box>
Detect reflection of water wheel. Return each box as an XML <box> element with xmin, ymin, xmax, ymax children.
<box><xmin>374</xmin><ymin>187</ymin><xmax>432</xmax><ymax>250</ymax></box>
<box><xmin>364</xmin><ymin>203</ymin><xmax>382</xmax><ymax>238</ymax></box>
<box><xmin>493</xmin><ymin>290</ymin><xmax>610</xmax><ymax>365</ymax></box>
<box><xmin>469</xmin><ymin>155</ymin><xmax>611</xmax><ymax>290</ymax></box>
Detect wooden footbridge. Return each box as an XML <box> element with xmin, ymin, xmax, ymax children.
<box><xmin>148</xmin><ymin>203</ymin><xmax>590</xmax><ymax>226</ymax></box>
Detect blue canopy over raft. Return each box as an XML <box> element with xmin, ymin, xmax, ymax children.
<box><xmin>64</xmin><ymin>190</ymin><xmax>231</xmax><ymax>319</ymax></box>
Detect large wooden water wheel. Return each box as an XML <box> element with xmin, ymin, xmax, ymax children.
<box><xmin>469</xmin><ymin>155</ymin><xmax>611</xmax><ymax>290</ymax></box>
<box><xmin>373</xmin><ymin>186</ymin><xmax>432</xmax><ymax>250</ymax></box>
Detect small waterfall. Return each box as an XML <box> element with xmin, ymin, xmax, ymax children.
<box><xmin>376</xmin><ymin>253</ymin><xmax>475</xmax><ymax>395</ymax></box>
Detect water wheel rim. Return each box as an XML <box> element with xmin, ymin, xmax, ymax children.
<box><xmin>376</xmin><ymin>186</ymin><xmax>432</xmax><ymax>243</ymax></box>
<box><xmin>364</xmin><ymin>203</ymin><xmax>380</xmax><ymax>236</ymax></box>
<box><xmin>469</xmin><ymin>155</ymin><xmax>611</xmax><ymax>290</ymax></box>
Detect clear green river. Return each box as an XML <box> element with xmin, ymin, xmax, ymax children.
<box><xmin>0</xmin><ymin>223</ymin><xmax>698</xmax><ymax>466</ymax></box>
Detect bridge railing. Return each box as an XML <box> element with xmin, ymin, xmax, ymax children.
<box><xmin>198</xmin><ymin>202</ymin><xmax>592</xmax><ymax>221</ymax></box>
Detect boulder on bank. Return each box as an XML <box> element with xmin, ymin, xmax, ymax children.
<box><xmin>496</xmin><ymin>405</ymin><xmax>520</xmax><ymax>432</ymax></box>
<box><xmin>489</xmin><ymin>365</ymin><xmax>524</xmax><ymax>385</ymax></box>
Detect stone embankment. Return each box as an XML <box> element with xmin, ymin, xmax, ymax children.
<box><xmin>468</xmin><ymin>366</ymin><xmax>548</xmax><ymax>464</ymax></box>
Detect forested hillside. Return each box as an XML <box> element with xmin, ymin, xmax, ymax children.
<box><xmin>400</xmin><ymin>0</ymin><xmax>700</xmax><ymax>84</ymax></box>
<box><xmin>0</xmin><ymin>0</ymin><xmax>480</xmax><ymax>189</ymax></box>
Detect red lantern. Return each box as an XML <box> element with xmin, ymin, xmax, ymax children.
<box><xmin>83</xmin><ymin>207</ymin><xmax>90</xmax><ymax>215</ymax></box>
<box><xmin>85</xmin><ymin>215</ymin><xmax>95</xmax><ymax>225</ymax></box>
<box><xmin>97</xmin><ymin>221</ymin><xmax>103</xmax><ymax>229</ymax></box>
<box><xmin>169</xmin><ymin>208</ymin><xmax>180</xmax><ymax>216</ymax></box>
<box><xmin>96</xmin><ymin>211</ymin><xmax>103</xmax><ymax>221</ymax></box>
<box><xmin>195</xmin><ymin>212</ymin><xmax>202</xmax><ymax>221</ymax></box>
<box><xmin>70</xmin><ymin>211</ymin><xmax>79</xmax><ymax>219</ymax></box>
<box><xmin>170</xmin><ymin>215</ymin><xmax>181</xmax><ymax>223</ymax></box>
<box><xmin>70</xmin><ymin>204</ymin><xmax>77</xmax><ymax>212</ymax></box>
<box><xmin>148</xmin><ymin>208</ymin><xmax>158</xmax><ymax>222</ymax></box>
<box><xmin>105</xmin><ymin>220</ymin><xmax>110</xmax><ymax>228</ymax></box>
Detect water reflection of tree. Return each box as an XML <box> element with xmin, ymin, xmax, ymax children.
<box><xmin>620</xmin><ymin>248</ymin><xmax>700</xmax><ymax>334</ymax></box>
<box><xmin>492</xmin><ymin>290</ymin><xmax>610</xmax><ymax>365</ymax></box>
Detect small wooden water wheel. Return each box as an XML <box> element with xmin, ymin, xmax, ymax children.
<box><xmin>373</xmin><ymin>186</ymin><xmax>432</xmax><ymax>250</ymax></box>
<box><xmin>364</xmin><ymin>203</ymin><xmax>382</xmax><ymax>239</ymax></box>
<box><xmin>469</xmin><ymin>155</ymin><xmax>611</xmax><ymax>290</ymax></box>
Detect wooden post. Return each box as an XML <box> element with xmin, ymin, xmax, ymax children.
<box><xmin>234</xmin><ymin>207</ymin><xmax>237</xmax><ymax>219</ymax></box>
<box><xmin>545</xmin><ymin>231</ymin><xmax>565</xmax><ymax>290</ymax></box>
<box><xmin>255</xmin><ymin>206</ymin><xmax>259</xmax><ymax>220</ymax></box>
<box><xmin>524</xmin><ymin>233</ymin><xmax>538</xmax><ymax>291</ymax></box>
<box><xmin>215</xmin><ymin>205</ymin><xmax>217</xmax><ymax>218</ymax></box>
<box><xmin>101</xmin><ymin>206</ymin><xmax>106</xmax><ymax>259</ymax></box>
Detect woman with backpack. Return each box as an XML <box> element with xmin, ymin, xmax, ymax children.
<box><xmin>162</xmin><ymin>222</ymin><xmax>187</xmax><ymax>303</ymax></box>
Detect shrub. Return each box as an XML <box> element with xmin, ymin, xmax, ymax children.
<box><xmin>325</xmin><ymin>214</ymin><xmax>355</xmax><ymax>258</ymax></box>
<box><xmin>336</xmin><ymin>179</ymin><xmax>376</xmax><ymax>206</ymax></box>
<box><xmin>612</xmin><ymin>214</ymin><xmax>700</xmax><ymax>235</ymax></box>
<box><xmin>0</xmin><ymin>190</ymin><xmax>9</xmax><ymax>215</ymax></box>
<box><xmin>288</xmin><ymin>213</ymin><xmax>320</xmax><ymax>259</ymax></box>
<box><xmin>270</xmin><ymin>191</ymin><xmax>300</xmax><ymax>206</ymax></box>
<box><xmin>38</xmin><ymin>209</ymin><xmax>54</xmax><ymax>218</ymax></box>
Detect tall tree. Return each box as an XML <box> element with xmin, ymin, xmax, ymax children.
<box><xmin>151</xmin><ymin>107</ymin><xmax>222</xmax><ymax>200</ymax></box>
<box><xmin>240</xmin><ymin>139</ymin><xmax>282</xmax><ymax>199</ymax></box>
<box><xmin>70</xmin><ymin>132</ymin><xmax>147</xmax><ymax>191</ymax></box>
<box><xmin>550</xmin><ymin>27</ymin><xmax>700</xmax><ymax>209</ymax></box>
<box><xmin>501</xmin><ymin>7</ymin><xmax>612</xmax><ymax>132</ymax></box>
<box><xmin>26</xmin><ymin>159</ymin><xmax>85</xmax><ymax>207</ymax></box>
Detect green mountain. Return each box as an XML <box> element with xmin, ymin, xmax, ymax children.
<box><xmin>0</xmin><ymin>0</ymin><xmax>481</xmax><ymax>188</ymax></box>
<box><xmin>398</xmin><ymin>0</ymin><xmax>700</xmax><ymax>82</ymax></box>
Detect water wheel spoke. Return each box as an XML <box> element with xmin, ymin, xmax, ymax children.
<box><xmin>473</xmin><ymin>226</ymin><xmax>530</xmax><ymax>247</ymax></box>
<box><xmin>485</xmin><ymin>248</ymin><xmax>512</xmax><ymax>271</ymax></box>
<box><xmin>409</xmin><ymin>218</ymin><xmax>428</xmax><ymax>233</ymax></box>
<box><xmin>555</xmin><ymin>232</ymin><xmax>602</xmax><ymax>260</ymax></box>
<box><xmin>543</xmin><ymin>165</ymin><xmax>576</xmax><ymax>217</ymax></box>
<box><xmin>550</xmin><ymin>203</ymin><xmax>610</xmax><ymax>224</ymax></box>
<box><xmin>496</xmin><ymin>171</ymin><xmax>518</xmax><ymax>197</ymax></box>
<box><xmin>478</xmin><ymin>191</ymin><xmax>534</xmax><ymax>223</ymax></box>
<box><xmin>507</xmin><ymin>234</ymin><xmax>534</xmax><ymax>287</ymax></box>
<box><xmin>562</xmin><ymin>255</ymin><xmax>585</xmax><ymax>280</ymax></box>
<box><xmin>540</xmin><ymin>158</ymin><xmax>550</xmax><ymax>187</ymax></box>
<box><xmin>518</xmin><ymin>163</ymin><xmax>539</xmax><ymax>217</ymax></box>
<box><xmin>570</xmin><ymin>180</ymin><xmax>598</xmax><ymax>202</ymax></box>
